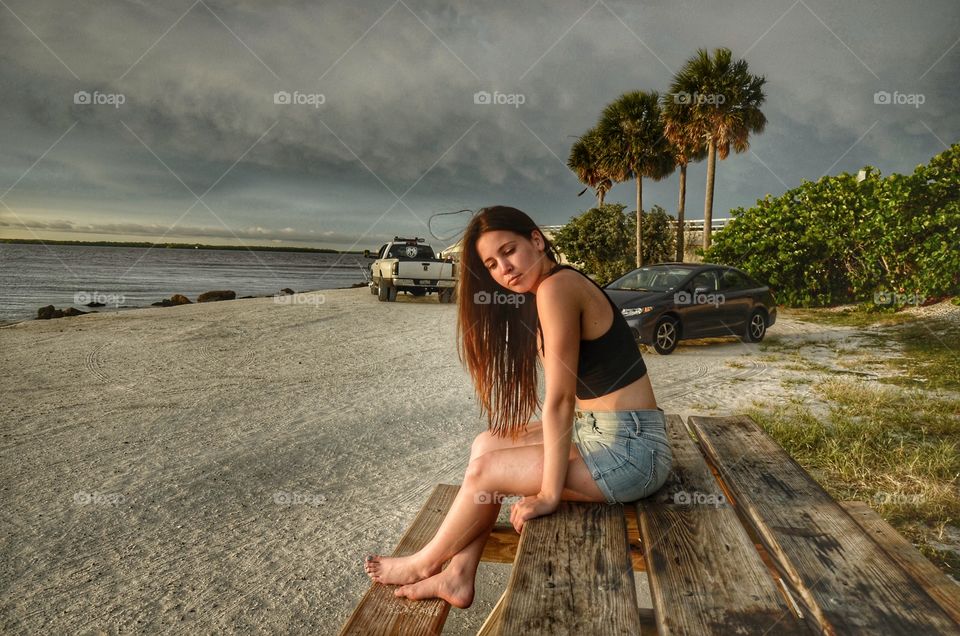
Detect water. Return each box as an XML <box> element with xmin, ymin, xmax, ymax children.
<box><xmin>0</xmin><ymin>243</ymin><xmax>372</xmax><ymax>323</ymax></box>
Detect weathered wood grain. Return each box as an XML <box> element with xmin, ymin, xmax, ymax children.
<box><xmin>639</xmin><ymin>414</ymin><xmax>807</xmax><ymax>634</ymax></box>
<box><xmin>338</xmin><ymin>484</ymin><xmax>458</xmax><ymax>636</ymax></box>
<box><xmin>842</xmin><ymin>500</ymin><xmax>960</xmax><ymax>625</ymax></box>
<box><xmin>689</xmin><ymin>415</ymin><xmax>960</xmax><ymax>635</ymax></box>
<box><xmin>499</xmin><ymin>502</ymin><xmax>642</xmax><ymax>635</ymax></box>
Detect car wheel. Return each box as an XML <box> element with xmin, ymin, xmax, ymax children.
<box><xmin>387</xmin><ymin>285</ymin><xmax>398</xmax><ymax>302</ymax></box>
<box><xmin>377</xmin><ymin>282</ymin><xmax>388</xmax><ymax>302</ymax></box>
<box><xmin>653</xmin><ymin>317</ymin><xmax>679</xmax><ymax>355</ymax></box>
<box><xmin>744</xmin><ymin>310</ymin><xmax>766</xmax><ymax>342</ymax></box>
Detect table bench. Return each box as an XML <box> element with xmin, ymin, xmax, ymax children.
<box><xmin>339</xmin><ymin>414</ymin><xmax>960</xmax><ymax>635</ymax></box>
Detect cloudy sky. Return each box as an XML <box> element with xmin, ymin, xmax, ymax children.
<box><xmin>0</xmin><ymin>0</ymin><xmax>957</xmax><ymax>251</ymax></box>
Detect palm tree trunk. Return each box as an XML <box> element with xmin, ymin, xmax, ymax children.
<box><xmin>636</xmin><ymin>176</ymin><xmax>643</xmax><ymax>267</ymax></box>
<box><xmin>598</xmin><ymin>189</ymin><xmax>605</xmax><ymax>206</ymax></box>
<box><xmin>676</xmin><ymin>163</ymin><xmax>686</xmax><ymax>262</ymax></box>
<box><xmin>703</xmin><ymin>141</ymin><xmax>717</xmax><ymax>250</ymax></box>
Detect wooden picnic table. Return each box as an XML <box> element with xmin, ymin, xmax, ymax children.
<box><xmin>339</xmin><ymin>414</ymin><xmax>960</xmax><ymax>635</ymax></box>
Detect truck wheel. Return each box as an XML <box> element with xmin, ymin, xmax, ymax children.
<box><xmin>438</xmin><ymin>289</ymin><xmax>451</xmax><ymax>303</ymax></box>
<box><xmin>387</xmin><ymin>285</ymin><xmax>398</xmax><ymax>302</ymax></box>
<box><xmin>377</xmin><ymin>282</ymin><xmax>389</xmax><ymax>302</ymax></box>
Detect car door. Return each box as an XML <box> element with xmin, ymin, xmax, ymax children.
<box><xmin>680</xmin><ymin>269</ymin><xmax>722</xmax><ymax>338</ymax></box>
<box><xmin>717</xmin><ymin>268</ymin><xmax>754</xmax><ymax>335</ymax></box>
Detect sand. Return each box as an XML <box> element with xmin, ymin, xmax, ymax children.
<box><xmin>2</xmin><ymin>288</ymin><xmax>944</xmax><ymax>634</ymax></box>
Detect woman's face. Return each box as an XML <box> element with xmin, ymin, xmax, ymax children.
<box><xmin>475</xmin><ymin>229</ymin><xmax>549</xmax><ymax>293</ymax></box>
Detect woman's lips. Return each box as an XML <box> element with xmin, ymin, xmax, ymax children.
<box><xmin>508</xmin><ymin>273</ymin><xmax>522</xmax><ymax>286</ymax></box>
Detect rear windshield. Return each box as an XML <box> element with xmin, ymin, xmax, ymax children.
<box><xmin>606</xmin><ymin>266</ymin><xmax>693</xmax><ymax>292</ymax></box>
<box><xmin>386</xmin><ymin>244</ymin><xmax>436</xmax><ymax>260</ymax></box>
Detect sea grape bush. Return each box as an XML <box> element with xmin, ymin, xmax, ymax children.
<box><xmin>706</xmin><ymin>144</ymin><xmax>960</xmax><ymax>307</ymax></box>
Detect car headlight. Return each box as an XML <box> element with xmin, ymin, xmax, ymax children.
<box><xmin>621</xmin><ymin>306</ymin><xmax>653</xmax><ymax>317</ymax></box>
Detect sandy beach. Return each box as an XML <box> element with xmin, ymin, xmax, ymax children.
<box><xmin>0</xmin><ymin>287</ymin><xmax>926</xmax><ymax>634</ymax></box>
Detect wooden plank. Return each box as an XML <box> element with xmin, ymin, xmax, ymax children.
<box><xmin>339</xmin><ymin>484</ymin><xmax>458</xmax><ymax>636</ymax></box>
<box><xmin>499</xmin><ymin>502</ymin><xmax>642</xmax><ymax>635</ymax></box>
<box><xmin>639</xmin><ymin>414</ymin><xmax>806</xmax><ymax>634</ymax></box>
<box><xmin>480</xmin><ymin>523</ymin><xmax>518</xmax><ymax>564</ymax></box>
<box><xmin>641</xmin><ymin>506</ymin><xmax>809</xmax><ymax>635</ymax></box>
<box><xmin>648</xmin><ymin>414</ymin><xmax>727</xmax><ymax>506</ymax></box>
<box><xmin>623</xmin><ymin>506</ymin><xmax>647</xmax><ymax>571</ymax></box>
<box><xmin>689</xmin><ymin>415</ymin><xmax>960</xmax><ymax>635</ymax></box>
<box><xmin>842</xmin><ymin>501</ymin><xmax>960</xmax><ymax>624</ymax></box>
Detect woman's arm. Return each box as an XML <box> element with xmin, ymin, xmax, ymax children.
<box><xmin>509</xmin><ymin>277</ymin><xmax>581</xmax><ymax>532</ymax></box>
<box><xmin>533</xmin><ymin>276</ymin><xmax>581</xmax><ymax>505</ymax></box>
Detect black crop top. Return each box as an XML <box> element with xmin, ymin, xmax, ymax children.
<box><xmin>539</xmin><ymin>264</ymin><xmax>648</xmax><ymax>399</ymax></box>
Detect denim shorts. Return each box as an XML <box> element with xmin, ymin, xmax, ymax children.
<box><xmin>572</xmin><ymin>408</ymin><xmax>672</xmax><ymax>504</ymax></box>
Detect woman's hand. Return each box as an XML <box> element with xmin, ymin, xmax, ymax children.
<box><xmin>510</xmin><ymin>493</ymin><xmax>560</xmax><ymax>534</ymax></box>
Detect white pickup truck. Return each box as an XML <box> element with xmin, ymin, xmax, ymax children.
<box><xmin>368</xmin><ymin>237</ymin><xmax>457</xmax><ymax>303</ymax></box>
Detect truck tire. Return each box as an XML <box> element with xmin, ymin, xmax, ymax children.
<box><xmin>377</xmin><ymin>282</ymin><xmax>389</xmax><ymax>302</ymax></box>
<box><xmin>439</xmin><ymin>289</ymin><xmax>453</xmax><ymax>304</ymax></box>
<box><xmin>387</xmin><ymin>285</ymin><xmax>397</xmax><ymax>302</ymax></box>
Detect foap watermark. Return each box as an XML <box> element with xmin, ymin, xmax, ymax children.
<box><xmin>74</xmin><ymin>291</ymin><xmax>125</xmax><ymax>307</ymax></box>
<box><xmin>674</xmin><ymin>290</ymin><xmax>725</xmax><ymax>308</ymax></box>
<box><xmin>274</xmin><ymin>90</ymin><xmax>326</xmax><ymax>108</ymax></box>
<box><xmin>473</xmin><ymin>490</ymin><xmax>521</xmax><ymax>505</ymax></box>
<box><xmin>673</xmin><ymin>490</ymin><xmax>726</xmax><ymax>506</ymax></box>
<box><xmin>273</xmin><ymin>293</ymin><xmax>325</xmax><ymax>307</ymax></box>
<box><xmin>674</xmin><ymin>91</ymin><xmax>725</xmax><ymax>105</ymax></box>
<box><xmin>873</xmin><ymin>90</ymin><xmax>924</xmax><ymax>108</ymax></box>
<box><xmin>873</xmin><ymin>291</ymin><xmax>921</xmax><ymax>307</ymax></box>
<box><xmin>873</xmin><ymin>491</ymin><xmax>923</xmax><ymax>505</ymax></box>
<box><xmin>74</xmin><ymin>90</ymin><xmax>126</xmax><ymax>108</ymax></box>
<box><xmin>73</xmin><ymin>491</ymin><xmax>126</xmax><ymax>505</ymax></box>
<box><xmin>473</xmin><ymin>290</ymin><xmax>526</xmax><ymax>306</ymax></box>
<box><xmin>273</xmin><ymin>491</ymin><xmax>327</xmax><ymax>506</ymax></box>
<box><xmin>473</xmin><ymin>90</ymin><xmax>526</xmax><ymax>108</ymax></box>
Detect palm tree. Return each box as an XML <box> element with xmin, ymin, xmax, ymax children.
<box><xmin>567</xmin><ymin>128</ymin><xmax>613</xmax><ymax>206</ymax></box>
<box><xmin>596</xmin><ymin>91</ymin><xmax>675</xmax><ymax>266</ymax></box>
<box><xmin>661</xmin><ymin>102</ymin><xmax>707</xmax><ymax>262</ymax></box>
<box><xmin>668</xmin><ymin>48</ymin><xmax>767</xmax><ymax>249</ymax></box>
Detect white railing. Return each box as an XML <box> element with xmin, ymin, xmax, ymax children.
<box><xmin>669</xmin><ymin>218</ymin><xmax>731</xmax><ymax>231</ymax></box>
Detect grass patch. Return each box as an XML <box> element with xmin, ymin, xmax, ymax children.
<box><xmin>782</xmin><ymin>306</ymin><xmax>917</xmax><ymax>328</ymax></box>
<box><xmin>882</xmin><ymin>319</ymin><xmax>960</xmax><ymax>391</ymax></box>
<box><xmin>748</xmin><ymin>379</ymin><xmax>960</xmax><ymax>578</ymax></box>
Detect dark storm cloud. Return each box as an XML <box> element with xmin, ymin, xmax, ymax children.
<box><xmin>1</xmin><ymin>0</ymin><xmax>957</xmax><ymax>249</ymax></box>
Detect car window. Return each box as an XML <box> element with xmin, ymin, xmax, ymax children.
<box><xmin>719</xmin><ymin>269</ymin><xmax>751</xmax><ymax>291</ymax></box>
<box><xmin>690</xmin><ymin>270</ymin><xmax>719</xmax><ymax>291</ymax></box>
<box><xmin>608</xmin><ymin>267</ymin><xmax>693</xmax><ymax>292</ymax></box>
<box><xmin>387</xmin><ymin>244</ymin><xmax>436</xmax><ymax>259</ymax></box>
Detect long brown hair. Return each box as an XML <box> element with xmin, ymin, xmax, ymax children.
<box><xmin>456</xmin><ymin>206</ymin><xmax>561</xmax><ymax>441</ymax></box>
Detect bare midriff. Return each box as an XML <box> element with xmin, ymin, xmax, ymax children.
<box><xmin>575</xmin><ymin>373</ymin><xmax>658</xmax><ymax>412</ymax></box>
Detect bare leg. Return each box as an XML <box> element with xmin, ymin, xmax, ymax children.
<box><xmin>365</xmin><ymin>443</ymin><xmax>602</xmax><ymax>585</ymax></box>
<box><xmin>393</xmin><ymin>517</ymin><xmax>496</xmax><ymax>608</ymax></box>
<box><xmin>365</xmin><ymin>482</ymin><xmax>502</xmax><ymax>585</ymax></box>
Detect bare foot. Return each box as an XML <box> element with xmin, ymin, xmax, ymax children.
<box><xmin>363</xmin><ymin>553</ymin><xmax>441</xmax><ymax>585</ymax></box>
<box><xmin>393</xmin><ymin>566</ymin><xmax>476</xmax><ymax>609</ymax></box>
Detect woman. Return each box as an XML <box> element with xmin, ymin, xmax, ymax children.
<box><xmin>364</xmin><ymin>205</ymin><xmax>671</xmax><ymax>608</ymax></box>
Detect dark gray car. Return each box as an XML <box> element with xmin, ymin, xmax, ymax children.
<box><xmin>604</xmin><ymin>263</ymin><xmax>777</xmax><ymax>354</ymax></box>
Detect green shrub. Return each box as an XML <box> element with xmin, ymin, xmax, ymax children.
<box><xmin>552</xmin><ymin>203</ymin><xmax>676</xmax><ymax>285</ymax></box>
<box><xmin>706</xmin><ymin>144</ymin><xmax>960</xmax><ymax>307</ymax></box>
